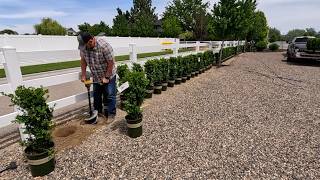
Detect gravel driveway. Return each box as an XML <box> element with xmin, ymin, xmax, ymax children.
<box><xmin>1</xmin><ymin>52</ymin><xmax>319</xmax><ymax>179</ymax></box>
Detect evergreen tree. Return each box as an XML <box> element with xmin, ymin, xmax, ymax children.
<box><xmin>130</xmin><ymin>0</ymin><xmax>157</xmax><ymax>37</ymax></box>
<box><xmin>112</xmin><ymin>8</ymin><xmax>131</xmax><ymax>36</ymax></box>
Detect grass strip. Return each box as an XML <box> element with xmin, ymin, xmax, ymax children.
<box><xmin>0</xmin><ymin>50</ymin><xmax>176</xmax><ymax>78</ymax></box>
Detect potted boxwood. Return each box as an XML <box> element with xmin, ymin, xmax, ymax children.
<box><xmin>159</xmin><ymin>58</ymin><xmax>169</xmax><ymax>91</ymax></box>
<box><xmin>185</xmin><ymin>55</ymin><xmax>192</xmax><ymax>80</ymax></box>
<box><xmin>194</xmin><ymin>55</ymin><xmax>200</xmax><ymax>76</ymax></box>
<box><xmin>144</xmin><ymin>60</ymin><xmax>155</xmax><ymax>98</ymax></box>
<box><xmin>168</xmin><ymin>57</ymin><xmax>177</xmax><ymax>87</ymax></box>
<box><xmin>132</xmin><ymin>63</ymin><xmax>144</xmax><ymax>72</ymax></box>
<box><xmin>175</xmin><ymin>56</ymin><xmax>183</xmax><ymax>84</ymax></box>
<box><xmin>2</xmin><ymin>86</ymin><xmax>55</xmax><ymax>177</ymax></box>
<box><xmin>190</xmin><ymin>55</ymin><xmax>196</xmax><ymax>78</ymax></box>
<box><xmin>123</xmin><ymin>71</ymin><xmax>149</xmax><ymax>138</ymax></box>
<box><xmin>117</xmin><ymin>64</ymin><xmax>130</xmax><ymax>110</ymax></box>
<box><xmin>181</xmin><ymin>57</ymin><xmax>188</xmax><ymax>83</ymax></box>
<box><xmin>153</xmin><ymin>60</ymin><xmax>163</xmax><ymax>94</ymax></box>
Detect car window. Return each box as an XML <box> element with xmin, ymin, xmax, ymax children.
<box><xmin>295</xmin><ymin>38</ymin><xmax>309</xmax><ymax>43</ymax></box>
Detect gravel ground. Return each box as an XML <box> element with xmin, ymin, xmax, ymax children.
<box><xmin>1</xmin><ymin>52</ymin><xmax>319</xmax><ymax>179</ymax></box>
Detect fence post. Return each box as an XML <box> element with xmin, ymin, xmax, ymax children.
<box><xmin>129</xmin><ymin>43</ymin><xmax>137</xmax><ymax>63</ymax></box>
<box><xmin>196</xmin><ymin>41</ymin><xmax>200</xmax><ymax>53</ymax></box>
<box><xmin>1</xmin><ymin>46</ymin><xmax>26</xmax><ymax>141</ymax></box>
<box><xmin>208</xmin><ymin>41</ymin><xmax>213</xmax><ymax>51</ymax></box>
<box><xmin>173</xmin><ymin>38</ymin><xmax>180</xmax><ymax>57</ymax></box>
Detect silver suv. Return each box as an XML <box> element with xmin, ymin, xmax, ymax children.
<box><xmin>287</xmin><ymin>36</ymin><xmax>317</xmax><ymax>61</ymax></box>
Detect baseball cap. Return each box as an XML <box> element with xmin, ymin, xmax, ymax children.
<box><xmin>77</xmin><ymin>32</ymin><xmax>93</xmax><ymax>50</ymax></box>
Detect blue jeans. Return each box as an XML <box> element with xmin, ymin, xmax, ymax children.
<box><xmin>93</xmin><ymin>76</ymin><xmax>117</xmax><ymax>116</ymax></box>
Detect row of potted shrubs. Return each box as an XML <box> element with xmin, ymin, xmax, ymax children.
<box><xmin>1</xmin><ymin>46</ymin><xmax>243</xmax><ymax>177</ymax></box>
<box><xmin>118</xmin><ymin>46</ymin><xmax>244</xmax><ymax>139</ymax></box>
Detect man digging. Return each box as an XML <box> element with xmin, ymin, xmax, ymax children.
<box><xmin>78</xmin><ymin>32</ymin><xmax>117</xmax><ymax>122</ymax></box>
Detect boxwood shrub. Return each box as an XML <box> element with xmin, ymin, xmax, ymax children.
<box><xmin>307</xmin><ymin>38</ymin><xmax>320</xmax><ymax>52</ymax></box>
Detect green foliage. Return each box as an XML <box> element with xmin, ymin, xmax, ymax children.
<box><xmin>269</xmin><ymin>27</ymin><xmax>281</xmax><ymax>43</ymax></box>
<box><xmin>112</xmin><ymin>8</ymin><xmax>131</xmax><ymax>36</ymax></box>
<box><xmin>152</xmin><ymin>60</ymin><xmax>163</xmax><ymax>84</ymax></box>
<box><xmin>164</xmin><ymin>0</ymin><xmax>209</xmax><ymax>40</ymax></box>
<box><xmin>247</xmin><ymin>11</ymin><xmax>268</xmax><ymax>42</ymax></box>
<box><xmin>307</xmin><ymin>38</ymin><xmax>320</xmax><ymax>52</ymax></box>
<box><xmin>162</xmin><ymin>16</ymin><xmax>183</xmax><ymax>38</ymax></box>
<box><xmin>209</xmin><ymin>0</ymin><xmax>239</xmax><ymax>40</ymax></box>
<box><xmin>220</xmin><ymin>47</ymin><xmax>236</xmax><ymax>60</ymax></box>
<box><xmin>159</xmin><ymin>58</ymin><xmax>169</xmax><ymax>82</ymax></box>
<box><xmin>269</xmin><ymin>43</ymin><xmax>279</xmax><ymax>51</ymax></box>
<box><xmin>168</xmin><ymin>57</ymin><xmax>177</xmax><ymax>80</ymax></box>
<box><xmin>191</xmin><ymin>55</ymin><xmax>200</xmax><ymax>71</ymax></box>
<box><xmin>78</xmin><ymin>21</ymin><xmax>111</xmax><ymax>36</ymax></box>
<box><xmin>178</xmin><ymin>31</ymin><xmax>194</xmax><ymax>41</ymax></box>
<box><xmin>175</xmin><ymin>56</ymin><xmax>183</xmax><ymax>77</ymax></box>
<box><xmin>285</xmin><ymin>29</ymin><xmax>306</xmax><ymax>42</ymax></box>
<box><xmin>0</xmin><ymin>29</ymin><xmax>18</xmax><ymax>35</ymax></box>
<box><xmin>255</xmin><ymin>41</ymin><xmax>268</xmax><ymax>51</ymax></box>
<box><xmin>2</xmin><ymin>86</ymin><xmax>54</xmax><ymax>152</ymax></box>
<box><xmin>124</xmin><ymin>71</ymin><xmax>149</xmax><ymax>119</ymax></box>
<box><xmin>132</xmin><ymin>63</ymin><xmax>144</xmax><ymax>73</ymax></box>
<box><xmin>34</xmin><ymin>18</ymin><xmax>66</xmax><ymax>35</ymax></box>
<box><xmin>117</xmin><ymin>64</ymin><xmax>130</xmax><ymax>84</ymax></box>
<box><xmin>144</xmin><ymin>60</ymin><xmax>155</xmax><ymax>85</ymax></box>
<box><xmin>304</xmin><ymin>28</ymin><xmax>317</xmax><ymax>37</ymax></box>
<box><xmin>184</xmin><ymin>55</ymin><xmax>193</xmax><ymax>74</ymax></box>
<box><xmin>130</xmin><ymin>0</ymin><xmax>157</xmax><ymax>37</ymax></box>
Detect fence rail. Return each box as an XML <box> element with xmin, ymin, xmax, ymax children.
<box><xmin>0</xmin><ymin>37</ymin><xmax>245</xmax><ymax>136</ymax></box>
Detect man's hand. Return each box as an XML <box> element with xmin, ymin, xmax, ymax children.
<box><xmin>81</xmin><ymin>75</ymin><xmax>86</xmax><ymax>82</ymax></box>
<box><xmin>102</xmin><ymin>77</ymin><xmax>110</xmax><ymax>84</ymax></box>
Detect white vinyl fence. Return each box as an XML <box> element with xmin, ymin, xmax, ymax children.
<box><xmin>0</xmin><ymin>36</ymin><xmax>245</xmax><ymax>138</ymax></box>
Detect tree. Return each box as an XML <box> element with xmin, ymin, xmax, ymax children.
<box><xmin>209</xmin><ymin>0</ymin><xmax>238</xmax><ymax>41</ymax></box>
<box><xmin>162</xmin><ymin>16</ymin><xmax>182</xmax><ymax>38</ymax></box>
<box><xmin>78</xmin><ymin>21</ymin><xmax>111</xmax><ymax>36</ymax></box>
<box><xmin>234</xmin><ymin>0</ymin><xmax>257</xmax><ymax>40</ymax></box>
<box><xmin>209</xmin><ymin>0</ymin><xmax>238</xmax><ymax>66</ymax></box>
<box><xmin>247</xmin><ymin>11</ymin><xmax>268</xmax><ymax>42</ymax></box>
<box><xmin>34</xmin><ymin>18</ymin><xmax>66</xmax><ymax>35</ymax></box>
<box><xmin>269</xmin><ymin>27</ymin><xmax>281</xmax><ymax>43</ymax></box>
<box><xmin>130</xmin><ymin>0</ymin><xmax>157</xmax><ymax>37</ymax></box>
<box><xmin>112</xmin><ymin>8</ymin><xmax>131</xmax><ymax>36</ymax></box>
<box><xmin>163</xmin><ymin>0</ymin><xmax>209</xmax><ymax>39</ymax></box>
<box><xmin>0</xmin><ymin>29</ymin><xmax>18</xmax><ymax>35</ymax></box>
<box><xmin>78</xmin><ymin>22</ymin><xmax>91</xmax><ymax>33</ymax></box>
<box><xmin>285</xmin><ymin>29</ymin><xmax>306</xmax><ymax>42</ymax></box>
<box><xmin>304</xmin><ymin>28</ymin><xmax>317</xmax><ymax>36</ymax></box>
<box><xmin>193</xmin><ymin>7</ymin><xmax>209</xmax><ymax>40</ymax></box>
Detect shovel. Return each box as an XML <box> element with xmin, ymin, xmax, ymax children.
<box><xmin>83</xmin><ymin>74</ymin><xmax>98</xmax><ymax>124</ymax></box>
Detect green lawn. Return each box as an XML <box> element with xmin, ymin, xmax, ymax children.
<box><xmin>0</xmin><ymin>50</ymin><xmax>175</xmax><ymax>78</ymax></box>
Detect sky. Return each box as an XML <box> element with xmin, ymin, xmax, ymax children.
<box><xmin>0</xmin><ymin>0</ymin><xmax>319</xmax><ymax>35</ymax></box>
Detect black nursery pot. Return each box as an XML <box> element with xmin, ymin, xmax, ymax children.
<box><xmin>162</xmin><ymin>82</ymin><xmax>168</xmax><ymax>91</ymax></box>
<box><xmin>168</xmin><ymin>79</ymin><xmax>175</xmax><ymax>87</ymax></box>
<box><xmin>187</xmin><ymin>74</ymin><xmax>191</xmax><ymax>80</ymax></box>
<box><xmin>25</xmin><ymin>142</ymin><xmax>55</xmax><ymax>177</ymax></box>
<box><xmin>182</xmin><ymin>76</ymin><xmax>187</xmax><ymax>83</ymax></box>
<box><xmin>154</xmin><ymin>83</ymin><xmax>162</xmax><ymax>94</ymax></box>
<box><xmin>195</xmin><ymin>71</ymin><xmax>199</xmax><ymax>76</ymax></box>
<box><xmin>175</xmin><ymin>77</ymin><xmax>182</xmax><ymax>84</ymax></box>
<box><xmin>145</xmin><ymin>86</ymin><xmax>154</xmax><ymax>99</ymax></box>
<box><xmin>126</xmin><ymin>115</ymin><xmax>143</xmax><ymax>138</ymax></box>
<box><xmin>191</xmin><ymin>72</ymin><xmax>195</xmax><ymax>78</ymax></box>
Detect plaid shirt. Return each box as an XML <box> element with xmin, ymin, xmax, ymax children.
<box><xmin>81</xmin><ymin>37</ymin><xmax>116</xmax><ymax>82</ymax></box>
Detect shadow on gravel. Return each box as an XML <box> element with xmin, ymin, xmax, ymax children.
<box><xmin>109</xmin><ymin>119</ymin><xmax>127</xmax><ymax>136</ymax></box>
<box><xmin>282</xmin><ymin>59</ymin><xmax>320</xmax><ymax>67</ymax></box>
